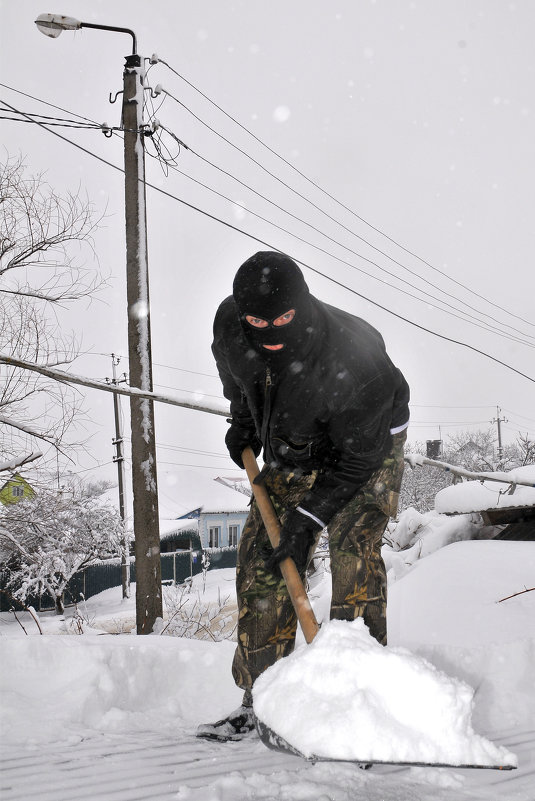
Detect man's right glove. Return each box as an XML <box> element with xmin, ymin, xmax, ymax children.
<box><xmin>225</xmin><ymin>422</ymin><xmax>261</xmax><ymax>469</ymax></box>
<box><xmin>264</xmin><ymin>508</ymin><xmax>322</xmax><ymax>574</ymax></box>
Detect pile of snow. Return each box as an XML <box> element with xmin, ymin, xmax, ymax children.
<box><xmin>252</xmin><ymin>618</ymin><xmax>516</xmax><ymax>767</ymax></box>
<box><xmin>388</xmin><ymin>540</ymin><xmax>535</xmax><ymax>648</ymax></box>
<box><xmin>1</xmin><ymin>635</ymin><xmax>242</xmax><ymax>745</ymax></box>
<box><xmin>388</xmin><ymin>540</ymin><xmax>535</xmax><ymax>735</ymax></box>
<box><xmin>435</xmin><ymin>465</ymin><xmax>535</xmax><ymax>514</ymax></box>
<box><xmin>382</xmin><ymin>507</ymin><xmax>484</xmax><ymax>581</ymax></box>
<box><xmin>2</xmin><ymin>541</ymin><xmax>534</xmax><ymax>782</ymax></box>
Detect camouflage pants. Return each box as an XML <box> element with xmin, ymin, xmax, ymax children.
<box><xmin>232</xmin><ymin>430</ymin><xmax>407</xmax><ymax>692</ymax></box>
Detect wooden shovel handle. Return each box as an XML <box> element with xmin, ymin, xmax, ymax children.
<box><xmin>242</xmin><ymin>447</ymin><xmax>319</xmax><ymax>644</ymax></box>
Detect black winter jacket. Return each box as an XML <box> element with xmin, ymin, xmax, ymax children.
<box><xmin>212</xmin><ymin>295</ymin><xmax>410</xmax><ymax>526</ymax></box>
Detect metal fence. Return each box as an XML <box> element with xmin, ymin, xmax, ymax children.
<box><xmin>0</xmin><ymin>547</ymin><xmax>238</xmax><ymax>613</ymax></box>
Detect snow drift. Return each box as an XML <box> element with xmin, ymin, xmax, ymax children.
<box><xmin>252</xmin><ymin>618</ymin><xmax>517</xmax><ymax>767</ymax></box>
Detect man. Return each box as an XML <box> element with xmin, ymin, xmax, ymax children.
<box><xmin>197</xmin><ymin>251</ymin><xmax>409</xmax><ymax>742</ymax></box>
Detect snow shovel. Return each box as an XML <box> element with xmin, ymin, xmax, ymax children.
<box><xmin>241</xmin><ymin>447</ymin><xmax>516</xmax><ymax>771</ymax></box>
<box><xmin>241</xmin><ymin>446</ymin><xmax>320</xmax><ymax>644</ymax></box>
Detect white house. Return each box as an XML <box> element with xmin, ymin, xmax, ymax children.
<box><xmin>158</xmin><ymin>469</ymin><xmax>250</xmax><ymax>550</ymax></box>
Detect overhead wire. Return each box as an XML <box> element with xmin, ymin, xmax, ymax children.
<box><xmin>123</xmin><ymin>435</ymin><xmax>230</xmax><ymax>460</ymax></box>
<box><xmin>144</xmin><ymin>121</ymin><xmax>534</xmax><ymax>348</ymax></box>
<box><xmin>0</xmin><ymin>112</ymin><xmax>109</xmax><ymax>131</ymax></box>
<box><xmin>156</xmin><ymin>59</ymin><xmax>535</xmax><ymax>331</ymax></box>
<box><xmin>152</xmin><ymin>382</ymin><xmax>226</xmax><ymax>402</ymax></box>
<box><xmin>159</xmin><ymin>87</ymin><xmax>535</xmax><ymax>342</ymax></box>
<box><xmin>1</xmin><ymin>97</ymin><xmax>534</xmax><ymax>385</ymax></box>
<box><xmin>83</xmin><ymin>351</ymin><xmax>221</xmax><ymax>380</ymax></box>
<box><xmin>1</xmin><ymin>89</ymin><xmax>529</xmax><ymax>350</ymax></box>
<box><xmin>90</xmin><ymin>353</ymin><xmax>535</xmax><ymax>431</ymax></box>
<box><xmin>2</xmin><ymin>78</ymin><xmax>533</xmax><ymax>340</ymax></box>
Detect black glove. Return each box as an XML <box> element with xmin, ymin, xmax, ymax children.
<box><xmin>225</xmin><ymin>422</ymin><xmax>261</xmax><ymax>469</ymax></box>
<box><xmin>264</xmin><ymin>509</ymin><xmax>322</xmax><ymax>574</ymax></box>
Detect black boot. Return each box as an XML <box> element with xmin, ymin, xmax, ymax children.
<box><xmin>196</xmin><ymin>691</ymin><xmax>256</xmax><ymax>742</ymax></box>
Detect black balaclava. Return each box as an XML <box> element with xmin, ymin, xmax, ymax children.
<box><xmin>233</xmin><ymin>251</ymin><xmax>318</xmax><ymax>363</ymax></box>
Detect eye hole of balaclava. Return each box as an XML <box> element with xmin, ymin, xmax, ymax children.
<box><xmin>232</xmin><ymin>251</ymin><xmax>317</xmax><ymax>361</ymax></box>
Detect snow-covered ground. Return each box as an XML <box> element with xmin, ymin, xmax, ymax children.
<box><xmin>1</xmin><ymin>537</ymin><xmax>534</xmax><ymax>800</ymax></box>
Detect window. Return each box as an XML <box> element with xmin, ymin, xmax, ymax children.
<box><xmin>208</xmin><ymin>526</ymin><xmax>220</xmax><ymax>548</ymax></box>
<box><xmin>228</xmin><ymin>525</ymin><xmax>239</xmax><ymax>547</ymax></box>
<box><xmin>12</xmin><ymin>486</ymin><xmax>24</xmax><ymax>498</ymax></box>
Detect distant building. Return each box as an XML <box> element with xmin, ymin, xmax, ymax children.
<box><xmin>0</xmin><ymin>474</ymin><xmax>35</xmax><ymax>506</ymax></box>
<box><xmin>158</xmin><ymin>469</ymin><xmax>250</xmax><ymax>550</ymax></box>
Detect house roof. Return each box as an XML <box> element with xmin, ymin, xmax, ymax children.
<box><xmin>0</xmin><ymin>473</ymin><xmax>32</xmax><ymax>494</ymax></box>
<box><xmin>159</xmin><ymin>517</ymin><xmax>199</xmax><ymax>538</ymax></box>
<box><xmin>435</xmin><ymin>465</ymin><xmax>535</xmax><ymax>515</ymax></box>
<box><xmin>157</xmin><ymin>468</ymin><xmax>250</xmax><ymax>520</ymax></box>
<box><xmin>94</xmin><ymin>470</ymin><xmax>249</xmax><ymax>537</ymax></box>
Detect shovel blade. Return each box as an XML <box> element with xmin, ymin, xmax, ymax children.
<box><xmin>255</xmin><ymin>717</ymin><xmax>515</xmax><ymax>770</ymax></box>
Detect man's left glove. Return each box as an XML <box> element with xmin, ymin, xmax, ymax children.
<box><xmin>264</xmin><ymin>509</ymin><xmax>322</xmax><ymax>574</ymax></box>
<box><xmin>225</xmin><ymin>422</ymin><xmax>261</xmax><ymax>469</ymax></box>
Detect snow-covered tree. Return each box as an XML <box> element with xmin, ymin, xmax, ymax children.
<box><xmin>399</xmin><ymin>442</ymin><xmax>452</xmax><ymax>513</ymax></box>
<box><xmin>0</xmin><ymin>153</ymin><xmax>104</xmax><ymax>468</ymax></box>
<box><xmin>0</xmin><ymin>482</ymin><xmax>123</xmax><ymax>614</ymax></box>
<box><xmin>400</xmin><ymin>429</ymin><xmax>534</xmax><ymax>514</ymax></box>
<box><xmin>444</xmin><ymin>429</ymin><xmax>500</xmax><ymax>472</ymax></box>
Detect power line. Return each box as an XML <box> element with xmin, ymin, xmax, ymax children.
<box><xmin>156</xmin><ymin>59</ymin><xmax>535</xmax><ymax>332</ymax></box>
<box><xmin>5</xmin><ymin>82</ymin><xmax>531</xmax><ymax>350</ymax></box>
<box><xmin>500</xmin><ymin>408</ymin><xmax>535</xmax><ymax>425</ymax></box>
<box><xmin>158</xmin><ymin>460</ymin><xmax>242</xmax><ymax>472</ymax></box>
<box><xmin>159</xmin><ymin>88</ymin><xmax>535</xmax><ymax>345</ymax></box>
<box><xmin>0</xmin><ymin>81</ymin><xmax>99</xmax><ymax>124</ymax></box>
<box><xmin>0</xmin><ymin>112</ymin><xmax>108</xmax><ymax>131</ymax></box>
<box><xmin>152</xmin><ymin>382</ymin><xmax>225</xmax><ymax>401</ymax></box>
<box><xmin>145</xmin><ymin>124</ymin><xmax>534</xmax><ymax>348</ymax></box>
<box><xmin>410</xmin><ymin>404</ymin><xmax>495</xmax><ymax>409</ymax></box>
<box><xmin>3</xmin><ymin>77</ymin><xmax>533</xmax><ymax>341</ymax></box>
<box><xmin>408</xmin><ymin>420</ymin><xmax>492</xmax><ymax>427</ymax></box>
<box><xmin>3</xmin><ymin>99</ymin><xmax>534</xmax><ymax>385</ymax></box>
<box><xmin>123</xmin><ymin>436</ymin><xmax>230</xmax><ymax>460</ymax></box>
<box><xmin>84</xmin><ymin>350</ymin><xmax>220</xmax><ymax>380</ymax></box>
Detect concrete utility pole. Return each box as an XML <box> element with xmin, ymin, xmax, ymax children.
<box><xmin>109</xmin><ymin>354</ymin><xmax>130</xmax><ymax>599</ymax></box>
<box><xmin>34</xmin><ymin>14</ymin><xmax>163</xmax><ymax>633</ymax></box>
<box><xmin>491</xmin><ymin>406</ymin><xmax>508</xmax><ymax>466</ymax></box>
<box><xmin>122</xmin><ymin>53</ymin><xmax>163</xmax><ymax>632</ymax></box>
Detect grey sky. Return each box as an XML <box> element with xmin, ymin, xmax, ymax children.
<box><xmin>1</xmin><ymin>0</ymin><xmax>534</xmax><ymax>496</ymax></box>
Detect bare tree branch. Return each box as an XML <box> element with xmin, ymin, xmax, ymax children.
<box><xmin>497</xmin><ymin>587</ymin><xmax>535</xmax><ymax>603</ymax></box>
<box><xmin>0</xmin><ymin>451</ymin><xmax>42</xmax><ymax>472</ymax></box>
<box><xmin>0</xmin><ymin>153</ymin><xmax>105</xmax><ymax>466</ymax></box>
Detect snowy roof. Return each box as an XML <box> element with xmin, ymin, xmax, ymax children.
<box><xmin>159</xmin><ymin>517</ymin><xmax>199</xmax><ymax>538</ymax></box>
<box><xmin>157</xmin><ymin>468</ymin><xmax>250</xmax><ymax>519</ymax></box>
<box><xmin>435</xmin><ymin>465</ymin><xmax>535</xmax><ymax>515</ymax></box>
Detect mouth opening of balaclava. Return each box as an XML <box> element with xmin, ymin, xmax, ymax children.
<box><xmin>233</xmin><ymin>251</ymin><xmax>318</xmax><ymax>363</ymax></box>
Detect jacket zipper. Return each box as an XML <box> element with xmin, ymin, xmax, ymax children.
<box><xmin>261</xmin><ymin>365</ymin><xmax>274</xmax><ymax>463</ymax></box>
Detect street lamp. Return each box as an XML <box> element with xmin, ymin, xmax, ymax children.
<box><xmin>35</xmin><ymin>13</ymin><xmax>162</xmax><ymax>634</ymax></box>
<box><xmin>35</xmin><ymin>13</ymin><xmax>137</xmax><ymax>53</ymax></box>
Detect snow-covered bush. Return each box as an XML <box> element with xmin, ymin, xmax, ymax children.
<box><xmin>0</xmin><ymin>484</ymin><xmax>123</xmax><ymax>613</ymax></box>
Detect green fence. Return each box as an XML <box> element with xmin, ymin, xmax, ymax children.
<box><xmin>0</xmin><ymin>547</ymin><xmax>237</xmax><ymax>613</ymax></box>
